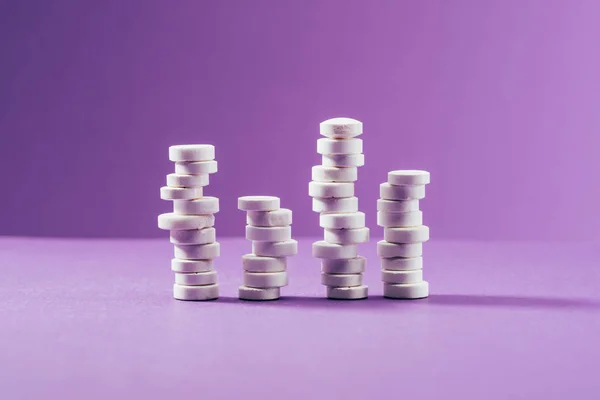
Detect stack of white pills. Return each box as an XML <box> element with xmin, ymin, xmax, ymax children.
<box><xmin>377</xmin><ymin>170</ymin><xmax>430</xmax><ymax>299</ymax></box>
<box><xmin>157</xmin><ymin>144</ymin><xmax>220</xmax><ymax>301</ymax></box>
<box><xmin>238</xmin><ymin>196</ymin><xmax>297</xmax><ymax>301</ymax></box>
<box><xmin>310</xmin><ymin>117</ymin><xmax>369</xmax><ymax>300</ymax></box>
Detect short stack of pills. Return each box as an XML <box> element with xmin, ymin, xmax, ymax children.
<box><xmin>377</xmin><ymin>170</ymin><xmax>430</xmax><ymax>299</ymax></box>
<box><xmin>310</xmin><ymin>118</ymin><xmax>369</xmax><ymax>300</ymax></box>
<box><xmin>157</xmin><ymin>144</ymin><xmax>220</xmax><ymax>301</ymax></box>
<box><xmin>238</xmin><ymin>196</ymin><xmax>297</xmax><ymax>301</ymax></box>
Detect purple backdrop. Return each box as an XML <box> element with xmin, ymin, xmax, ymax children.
<box><xmin>1</xmin><ymin>0</ymin><xmax>599</xmax><ymax>240</ymax></box>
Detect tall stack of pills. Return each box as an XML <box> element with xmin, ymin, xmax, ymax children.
<box><xmin>238</xmin><ymin>196</ymin><xmax>297</xmax><ymax>301</ymax></box>
<box><xmin>157</xmin><ymin>144</ymin><xmax>220</xmax><ymax>301</ymax></box>
<box><xmin>377</xmin><ymin>170</ymin><xmax>430</xmax><ymax>299</ymax></box>
<box><xmin>310</xmin><ymin>118</ymin><xmax>369</xmax><ymax>300</ymax></box>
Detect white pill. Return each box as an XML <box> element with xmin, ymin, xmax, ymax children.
<box><xmin>158</xmin><ymin>213</ymin><xmax>215</xmax><ymax>230</ymax></box>
<box><xmin>317</xmin><ymin>138</ymin><xmax>363</xmax><ymax>155</ymax></box>
<box><xmin>324</xmin><ymin>227</ymin><xmax>370</xmax><ymax>244</ymax></box>
<box><xmin>383</xmin><ymin>281</ymin><xmax>429</xmax><ymax>299</ymax></box>
<box><xmin>320</xmin><ymin>212</ymin><xmax>365</xmax><ymax>229</ymax></box>
<box><xmin>169</xmin><ymin>144</ymin><xmax>215</xmax><ymax>162</ymax></box>
<box><xmin>173</xmin><ymin>283</ymin><xmax>219</xmax><ymax>301</ymax></box>
<box><xmin>312</xmin><ymin>241</ymin><xmax>358</xmax><ymax>259</ymax></box>
<box><xmin>377</xmin><ymin>211</ymin><xmax>423</xmax><ymax>228</ymax></box>
<box><xmin>381</xmin><ymin>257</ymin><xmax>422</xmax><ymax>271</ymax></box>
<box><xmin>166</xmin><ymin>173</ymin><xmax>209</xmax><ymax>188</ymax></box>
<box><xmin>246</xmin><ymin>225</ymin><xmax>292</xmax><ymax>242</ymax></box>
<box><xmin>239</xmin><ymin>286</ymin><xmax>280</xmax><ymax>301</ymax></box>
<box><xmin>246</xmin><ymin>209</ymin><xmax>292</xmax><ymax>227</ymax></box>
<box><xmin>380</xmin><ymin>183</ymin><xmax>425</xmax><ymax>200</ymax></box>
<box><xmin>160</xmin><ymin>186</ymin><xmax>202</xmax><ymax>200</ymax></box>
<box><xmin>174</xmin><ymin>242</ymin><xmax>220</xmax><ymax>260</ymax></box>
<box><xmin>173</xmin><ymin>197</ymin><xmax>219</xmax><ymax>215</ymax></box>
<box><xmin>377</xmin><ymin>241</ymin><xmax>423</xmax><ymax>258</ymax></box>
<box><xmin>170</xmin><ymin>227</ymin><xmax>216</xmax><ymax>245</ymax></box>
<box><xmin>242</xmin><ymin>254</ymin><xmax>286</xmax><ymax>272</ymax></box>
<box><xmin>312</xmin><ymin>166</ymin><xmax>357</xmax><ymax>182</ymax></box>
<box><xmin>381</xmin><ymin>269</ymin><xmax>423</xmax><ymax>284</ymax></box>
<box><xmin>312</xmin><ymin>197</ymin><xmax>358</xmax><ymax>213</ymax></box>
<box><xmin>252</xmin><ymin>240</ymin><xmax>298</xmax><ymax>257</ymax></box>
<box><xmin>175</xmin><ymin>160</ymin><xmax>218</xmax><ymax>175</ymax></box>
<box><xmin>308</xmin><ymin>181</ymin><xmax>354</xmax><ymax>198</ymax></box>
<box><xmin>384</xmin><ymin>225</ymin><xmax>429</xmax><ymax>243</ymax></box>
<box><xmin>174</xmin><ymin>270</ymin><xmax>218</xmax><ymax>286</ymax></box>
<box><xmin>238</xmin><ymin>196</ymin><xmax>280</xmax><ymax>211</ymax></box>
<box><xmin>322</xmin><ymin>154</ymin><xmax>365</xmax><ymax>167</ymax></box>
<box><xmin>377</xmin><ymin>199</ymin><xmax>419</xmax><ymax>213</ymax></box>
<box><xmin>388</xmin><ymin>170</ymin><xmax>430</xmax><ymax>186</ymax></box>
<box><xmin>327</xmin><ymin>285</ymin><xmax>368</xmax><ymax>300</ymax></box>
<box><xmin>244</xmin><ymin>271</ymin><xmax>288</xmax><ymax>288</ymax></box>
<box><xmin>322</xmin><ymin>257</ymin><xmax>366</xmax><ymax>274</ymax></box>
<box><xmin>171</xmin><ymin>258</ymin><xmax>214</xmax><ymax>273</ymax></box>
<box><xmin>321</xmin><ymin>273</ymin><xmax>362</xmax><ymax>287</ymax></box>
<box><xmin>320</xmin><ymin>117</ymin><xmax>363</xmax><ymax>139</ymax></box>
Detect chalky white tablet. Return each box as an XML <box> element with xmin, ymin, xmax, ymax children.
<box><xmin>377</xmin><ymin>211</ymin><xmax>423</xmax><ymax>228</ymax></box>
<box><xmin>169</xmin><ymin>144</ymin><xmax>215</xmax><ymax>162</ymax></box>
<box><xmin>381</xmin><ymin>269</ymin><xmax>423</xmax><ymax>284</ymax></box>
<box><xmin>319</xmin><ymin>212</ymin><xmax>365</xmax><ymax>229</ymax></box>
<box><xmin>312</xmin><ymin>241</ymin><xmax>358</xmax><ymax>259</ymax></box>
<box><xmin>252</xmin><ymin>239</ymin><xmax>298</xmax><ymax>257</ymax></box>
<box><xmin>388</xmin><ymin>170</ymin><xmax>430</xmax><ymax>186</ymax></box>
<box><xmin>324</xmin><ymin>227</ymin><xmax>370</xmax><ymax>244</ymax></box>
<box><xmin>381</xmin><ymin>256</ymin><xmax>422</xmax><ymax>271</ymax></box>
<box><xmin>377</xmin><ymin>241</ymin><xmax>423</xmax><ymax>258</ymax></box>
<box><xmin>175</xmin><ymin>160</ymin><xmax>218</xmax><ymax>175</ymax></box>
<box><xmin>242</xmin><ymin>254</ymin><xmax>286</xmax><ymax>272</ymax></box>
<box><xmin>169</xmin><ymin>227</ymin><xmax>216</xmax><ymax>245</ymax></box>
<box><xmin>312</xmin><ymin>166</ymin><xmax>358</xmax><ymax>182</ymax></box>
<box><xmin>238</xmin><ymin>196</ymin><xmax>280</xmax><ymax>211</ymax></box>
<box><xmin>174</xmin><ymin>270</ymin><xmax>218</xmax><ymax>286</ymax></box>
<box><xmin>312</xmin><ymin>197</ymin><xmax>358</xmax><ymax>213</ymax></box>
<box><xmin>322</xmin><ymin>154</ymin><xmax>365</xmax><ymax>168</ymax></box>
<box><xmin>384</xmin><ymin>225</ymin><xmax>429</xmax><ymax>243</ymax></box>
<box><xmin>166</xmin><ymin>173</ymin><xmax>209</xmax><ymax>188</ymax></box>
<box><xmin>322</xmin><ymin>256</ymin><xmax>366</xmax><ymax>274</ymax></box>
<box><xmin>320</xmin><ymin>117</ymin><xmax>363</xmax><ymax>139</ymax></box>
<box><xmin>377</xmin><ymin>199</ymin><xmax>419</xmax><ymax>213</ymax></box>
<box><xmin>160</xmin><ymin>186</ymin><xmax>202</xmax><ymax>200</ymax></box>
<box><xmin>308</xmin><ymin>181</ymin><xmax>354</xmax><ymax>198</ymax></box>
<box><xmin>321</xmin><ymin>273</ymin><xmax>362</xmax><ymax>287</ymax></box>
<box><xmin>383</xmin><ymin>281</ymin><xmax>429</xmax><ymax>299</ymax></box>
<box><xmin>245</xmin><ymin>225</ymin><xmax>292</xmax><ymax>242</ymax></box>
<box><xmin>317</xmin><ymin>138</ymin><xmax>363</xmax><ymax>155</ymax></box>
<box><xmin>380</xmin><ymin>183</ymin><xmax>425</xmax><ymax>200</ymax></box>
<box><xmin>244</xmin><ymin>271</ymin><xmax>288</xmax><ymax>288</ymax></box>
<box><xmin>238</xmin><ymin>286</ymin><xmax>280</xmax><ymax>301</ymax></box>
<box><xmin>326</xmin><ymin>285</ymin><xmax>368</xmax><ymax>300</ymax></box>
<box><xmin>246</xmin><ymin>209</ymin><xmax>292</xmax><ymax>227</ymax></box>
<box><xmin>158</xmin><ymin>213</ymin><xmax>215</xmax><ymax>230</ymax></box>
<box><xmin>173</xmin><ymin>197</ymin><xmax>219</xmax><ymax>215</ymax></box>
<box><xmin>174</xmin><ymin>242</ymin><xmax>220</xmax><ymax>260</ymax></box>
<box><xmin>173</xmin><ymin>283</ymin><xmax>219</xmax><ymax>301</ymax></box>
<box><xmin>171</xmin><ymin>258</ymin><xmax>214</xmax><ymax>273</ymax></box>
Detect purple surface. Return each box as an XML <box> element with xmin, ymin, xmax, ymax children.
<box><xmin>1</xmin><ymin>237</ymin><xmax>599</xmax><ymax>399</ymax></box>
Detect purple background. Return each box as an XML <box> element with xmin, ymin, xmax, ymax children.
<box><xmin>1</xmin><ymin>0</ymin><xmax>600</xmax><ymax>240</ymax></box>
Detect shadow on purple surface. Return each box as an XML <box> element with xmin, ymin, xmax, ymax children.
<box><xmin>429</xmin><ymin>294</ymin><xmax>600</xmax><ymax>310</ymax></box>
<box><xmin>217</xmin><ymin>296</ymin><xmax>430</xmax><ymax>310</ymax></box>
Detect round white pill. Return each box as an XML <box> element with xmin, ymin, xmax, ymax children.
<box><xmin>174</xmin><ymin>242</ymin><xmax>220</xmax><ymax>260</ymax></box>
<box><xmin>175</xmin><ymin>160</ymin><xmax>218</xmax><ymax>175</ymax></box>
<box><xmin>327</xmin><ymin>285</ymin><xmax>368</xmax><ymax>300</ymax></box>
<box><xmin>308</xmin><ymin>181</ymin><xmax>354</xmax><ymax>198</ymax></box>
<box><xmin>320</xmin><ymin>117</ymin><xmax>363</xmax><ymax>138</ymax></box>
<box><xmin>173</xmin><ymin>197</ymin><xmax>219</xmax><ymax>215</ymax></box>
<box><xmin>238</xmin><ymin>196</ymin><xmax>280</xmax><ymax>211</ymax></box>
<box><xmin>171</xmin><ymin>258</ymin><xmax>214</xmax><ymax>273</ymax></box>
<box><xmin>239</xmin><ymin>286</ymin><xmax>280</xmax><ymax>301</ymax></box>
<box><xmin>252</xmin><ymin>240</ymin><xmax>298</xmax><ymax>257</ymax></box>
<box><xmin>380</xmin><ymin>183</ymin><xmax>425</xmax><ymax>200</ymax></box>
<box><xmin>312</xmin><ymin>241</ymin><xmax>358</xmax><ymax>259</ymax></box>
<box><xmin>377</xmin><ymin>211</ymin><xmax>423</xmax><ymax>228</ymax></box>
<box><xmin>246</xmin><ymin>209</ymin><xmax>292</xmax><ymax>227</ymax></box>
<box><xmin>166</xmin><ymin>173</ymin><xmax>209</xmax><ymax>188</ymax></box>
<box><xmin>312</xmin><ymin>166</ymin><xmax>358</xmax><ymax>182</ymax></box>
<box><xmin>169</xmin><ymin>144</ymin><xmax>215</xmax><ymax>162</ymax></box>
<box><xmin>383</xmin><ymin>281</ymin><xmax>429</xmax><ymax>299</ymax></box>
<box><xmin>381</xmin><ymin>269</ymin><xmax>423</xmax><ymax>284</ymax></box>
<box><xmin>174</xmin><ymin>270</ymin><xmax>218</xmax><ymax>286</ymax></box>
<box><xmin>173</xmin><ymin>283</ymin><xmax>219</xmax><ymax>301</ymax></box>
<box><xmin>313</xmin><ymin>197</ymin><xmax>358</xmax><ymax>213</ymax></box>
<box><xmin>322</xmin><ymin>154</ymin><xmax>365</xmax><ymax>168</ymax></box>
<box><xmin>321</xmin><ymin>273</ymin><xmax>362</xmax><ymax>287</ymax></box>
<box><xmin>317</xmin><ymin>138</ymin><xmax>363</xmax><ymax>155</ymax></box>
<box><xmin>377</xmin><ymin>199</ymin><xmax>419</xmax><ymax>213</ymax></box>
<box><xmin>320</xmin><ymin>212</ymin><xmax>365</xmax><ymax>229</ymax></box>
<box><xmin>322</xmin><ymin>257</ymin><xmax>366</xmax><ymax>274</ymax></box>
<box><xmin>245</xmin><ymin>225</ymin><xmax>292</xmax><ymax>242</ymax></box>
<box><xmin>324</xmin><ymin>227</ymin><xmax>370</xmax><ymax>244</ymax></box>
<box><xmin>160</xmin><ymin>186</ymin><xmax>203</xmax><ymax>200</ymax></box>
<box><xmin>170</xmin><ymin>227</ymin><xmax>216</xmax><ymax>245</ymax></box>
<box><xmin>242</xmin><ymin>254</ymin><xmax>286</xmax><ymax>272</ymax></box>
<box><xmin>388</xmin><ymin>170</ymin><xmax>430</xmax><ymax>186</ymax></box>
<box><xmin>381</xmin><ymin>257</ymin><xmax>422</xmax><ymax>271</ymax></box>
<box><xmin>158</xmin><ymin>213</ymin><xmax>215</xmax><ymax>230</ymax></box>
<box><xmin>384</xmin><ymin>225</ymin><xmax>429</xmax><ymax>243</ymax></box>
<box><xmin>244</xmin><ymin>271</ymin><xmax>288</xmax><ymax>288</ymax></box>
<box><xmin>377</xmin><ymin>241</ymin><xmax>423</xmax><ymax>258</ymax></box>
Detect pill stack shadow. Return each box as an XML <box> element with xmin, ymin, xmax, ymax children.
<box><xmin>377</xmin><ymin>170</ymin><xmax>431</xmax><ymax>299</ymax></box>
<box><xmin>309</xmin><ymin>118</ymin><xmax>370</xmax><ymax>300</ymax></box>
<box><xmin>157</xmin><ymin>145</ymin><xmax>220</xmax><ymax>301</ymax></box>
<box><xmin>238</xmin><ymin>196</ymin><xmax>297</xmax><ymax>301</ymax></box>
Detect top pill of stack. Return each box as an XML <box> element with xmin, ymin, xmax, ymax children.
<box><xmin>388</xmin><ymin>170</ymin><xmax>430</xmax><ymax>186</ymax></box>
<box><xmin>169</xmin><ymin>145</ymin><xmax>215</xmax><ymax>162</ymax></box>
<box><xmin>320</xmin><ymin>117</ymin><xmax>363</xmax><ymax>139</ymax></box>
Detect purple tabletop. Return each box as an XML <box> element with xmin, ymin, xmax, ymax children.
<box><xmin>1</xmin><ymin>237</ymin><xmax>599</xmax><ymax>400</ymax></box>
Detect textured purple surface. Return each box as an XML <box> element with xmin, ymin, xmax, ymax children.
<box><xmin>1</xmin><ymin>237</ymin><xmax>599</xmax><ymax>399</ymax></box>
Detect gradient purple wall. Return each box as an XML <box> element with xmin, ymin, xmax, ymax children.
<box><xmin>1</xmin><ymin>0</ymin><xmax>599</xmax><ymax>240</ymax></box>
